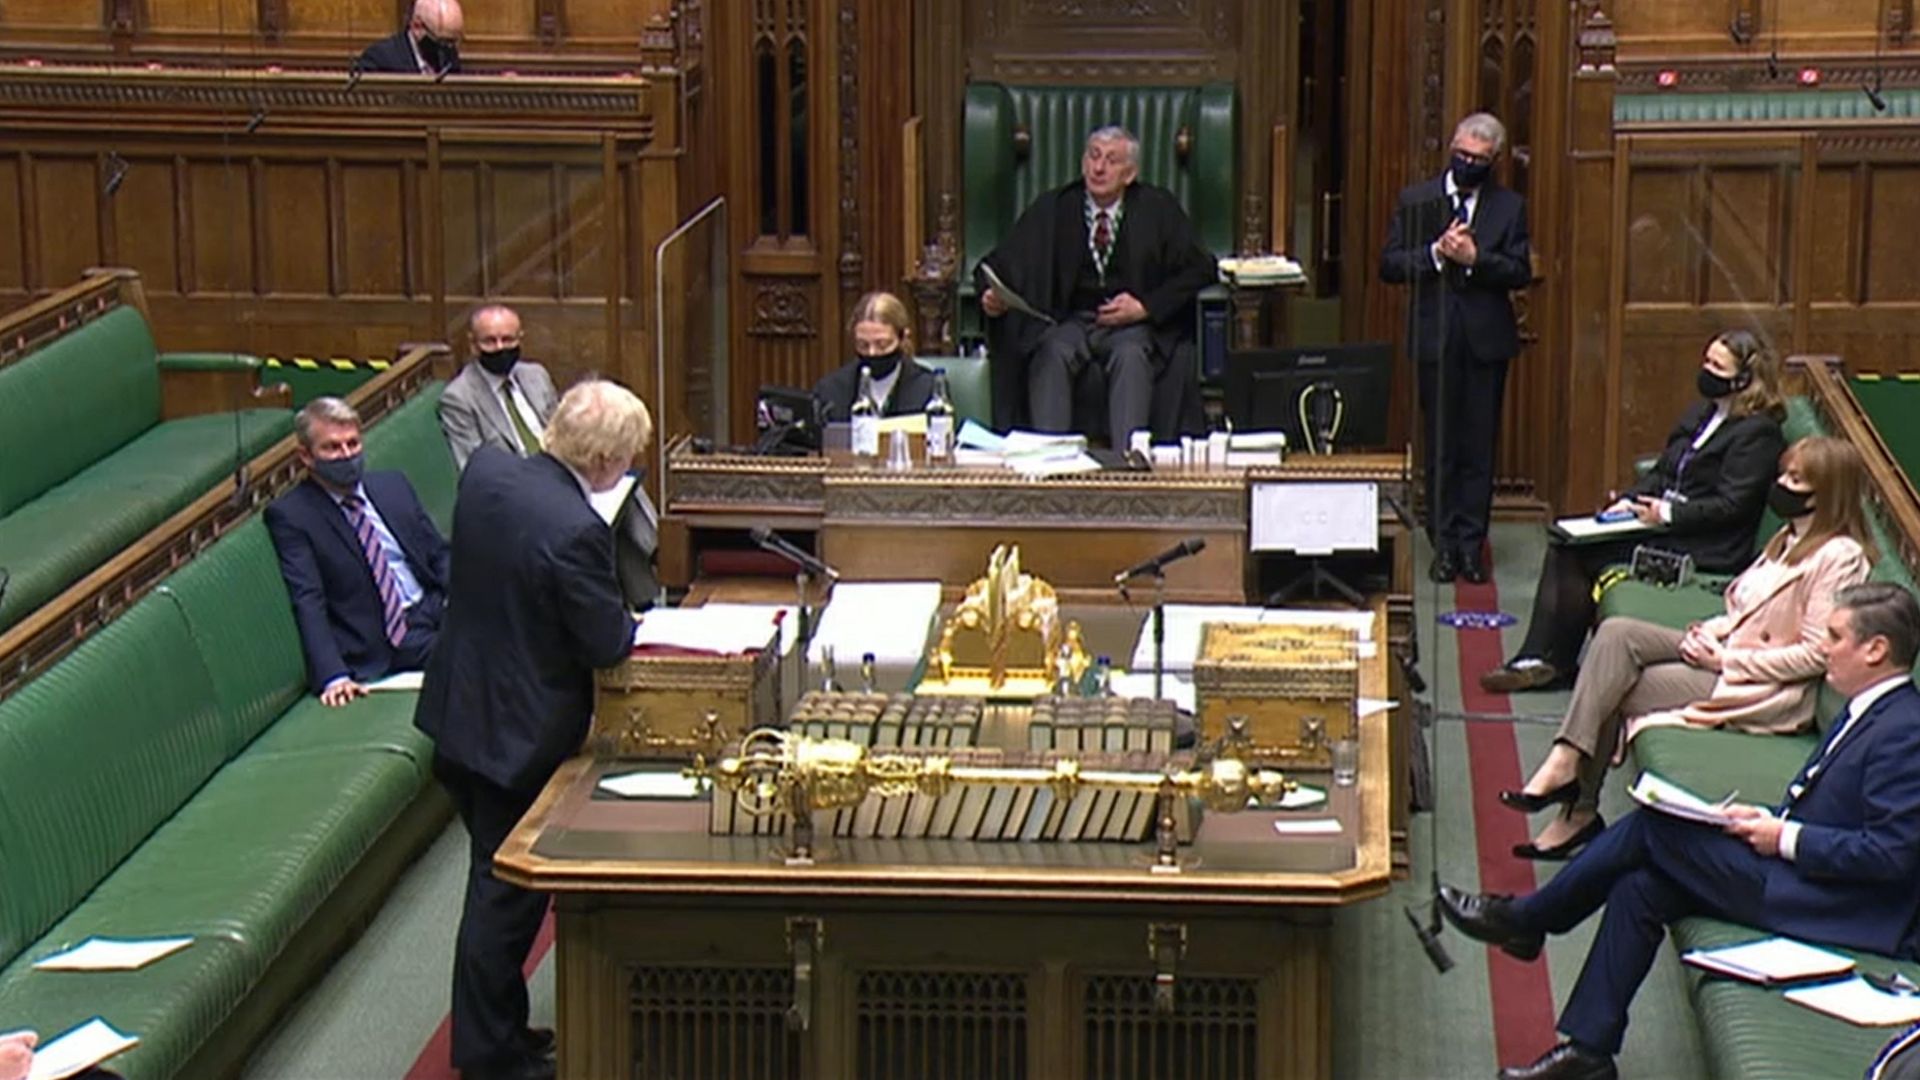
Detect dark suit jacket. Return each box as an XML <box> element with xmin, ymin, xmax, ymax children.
<box><xmin>414</xmin><ymin>448</ymin><xmax>635</xmax><ymax>795</ymax></box>
<box><xmin>356</xmin><ymin>30</ymin><xmax>461</xmax><ymax>75</ymax></box>
<box><xmin>1764</xmin><ymin>681</ymin><xmax>1920</xmax><ymax>958</ymax></box>
<box><xmin>1625</xmin><ymin>401</ymin><xmax>1785</xmax><ymax>572</ymax></box>
<box><xmin>1379</xmin><ymin>176</ymin><xmax>1531</xmax><ymax>365</ymax></box>
<box><xmin>979</xmin><ymin>179</ymin><xmax>1217</xmax><ymax>430</ymax></box>
<box><xmin>265</xmin><ymin>473</ymin><xmax>450</xmax><ymax>694</ymax></box>
<box><xmin>811</xmin><ymin>359</ymin><xmax>938</xmax><ymax>423</ymax></box>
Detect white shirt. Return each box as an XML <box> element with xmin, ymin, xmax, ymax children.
<box><xmin>493</xmin><ymin>372</ymin><xmax>547</xmax><ymax>452</ymax></box>
<box><xmin>1656</xmin><ymin>402</ymin><xmax>1731</xmax><ymax>523</ymax></box>
<box><xmin>1429</xmin><ymin>173</ymin><xmax>1481</xmax><ymax>272</ymax></box>
<box><xmin>869</xmin><ymin>363</ymin><xmax>903</xmax><ymax>413</ymax></box>
<box><xmin>1778</xmin><ymin>673</ymin><xmax>1909</xmax><ymax>860</ymax></box>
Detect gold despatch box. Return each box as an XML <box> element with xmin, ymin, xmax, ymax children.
<box><xmin>1193</xmin><ymin>622</ymin><xmax>1358</xmax><ymax>767</ymax></box>
<box><xmin>592</xmin><ymin>636</ymin><xmax>781</xmax><ymax>761</ymax></box>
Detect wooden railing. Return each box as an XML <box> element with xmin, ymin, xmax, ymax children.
<box><xmin>1791</xmin><ymin>354</ymin><xmax>1920</xmax><ymax>576</ymax></box>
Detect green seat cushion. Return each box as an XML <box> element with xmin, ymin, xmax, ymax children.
<box><xmin>243</xmin><ymin>694</ymin><xmax>433</xmax><ymax>780</ymax></box>
<box><xmin>0</xmin><ymin>408</ymin><xmax>292</xmax><ymax>632</ymax></box>
<box><xmin>362</xmin><ymin>382</ymin><xmax>456</xmax><ymax>533</ymax></box>
<box><xmin>1628</xmin><ymin>726</ymin><xmax>1817</xmax><ymax>806</ymax></box>
<box><xmin>0</xmin><ymin>306</ymin><xmax>161</xmax><ymax>516</ymax></box>
<box><xmin>0</xmin><ymin>596</ymin><xmax>224</xmax><ymax>967</ymax></box>
<box><xmin>159</xmin><ymin>519</ymin><xmax>306</xmax><ymax>754</ymax></box>
<box><xmin>1669</xmin><ymin>916</ymin><xmax>1906</xmax><ymax>1080</ymax></box>
<box><xmin>915</xmin><ymin>356</ymin><xmax>992</xmax><ymax>429</ymax></box>
<box><xmin>1593</xmin><ymin>575</ymin><xmax>1730</xmax><ymax>630</ymax></box>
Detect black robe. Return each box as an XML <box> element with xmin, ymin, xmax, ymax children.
<box><xmin>810</xmin><ymin>359</ymin><xmax>937</xmax><ymax>423</ymax></box>
<box><xmin>978</xmin><ymin>179</ymin><xmax>1217</xmax><ymax>431</ymax></box>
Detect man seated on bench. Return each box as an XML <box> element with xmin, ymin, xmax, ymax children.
<box><xmin>1438</xmin><ymin>580</ymin><xmax>1920</xmax><ymax>1080</ymax></box>
<box><xmin>267</xmin><ymin>397</ymin><xmax>451</xmax><ymax>707</ymax></box>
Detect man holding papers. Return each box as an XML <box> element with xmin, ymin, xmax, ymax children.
<box><xmin>1439</xmin><ymin>582</ymin><xmax>1920</xmax><ymax>1080</ymax></box>
<box><xmin>415</xmin><ymin>381</ymin><xmax>645</xmax><ymax>1080</ymax></box>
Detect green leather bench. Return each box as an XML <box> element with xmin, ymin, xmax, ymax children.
<box><xmin>913</xmin><ymin>355</ymin><xmax>992</xmax><ymax>429</ymax></box>
<box><xmin>0</xmin><ymin>304</ymin><xmax>292</xmax><ymax>632</ymax></box>
<box><xmin>0</xmin><ymin>383</ymin><xmax>455</xmax><ymax>1079</ymax></box>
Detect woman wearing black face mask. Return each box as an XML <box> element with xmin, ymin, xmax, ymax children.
<box><xmin>1483</xmin><ymin>330</ymin><xmax>1787</xmax><ymax>694</ymax></box>
<box><xmin>1501</xmin><ymin>436</ymin><xmax>1873</xmax><ymax>859</ymax></box>
<box><xmin>810</xmin><ymin>291</ymin><xmax>938</xmax><ymax>423</ymax></box>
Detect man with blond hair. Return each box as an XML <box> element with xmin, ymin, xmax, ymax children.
<box><xmin>357</xmin><ymin>0</ymin><xmax>464</xmax><ymax>75</ymax></box>
<box><xmin>415</xmin><ymin>380</ymin><xmax>650</xmax><ymax>1080</ymax></box>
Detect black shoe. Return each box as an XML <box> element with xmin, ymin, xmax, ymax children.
<box><xmin>1481</xmin><ymin>661</ymin><xmax>1561</xmax><ymax>694</ymax></box>
<box><xmin>523</xmin><ymin>1027</ymin><xmax>556</xmax><ymax>1059</ymax></box>
<box><xmin>1429</xmin><ymin>549</ymin><xmax>1460</xmax><ymax>583</ymax></box>
<box><xmin>463</xmin><ymin>1054</ymin><xmax>556</xmax><ymax>1080</ymax></box>
<box><xmin>1437</xmin><ymin>884</ymin><xmax>1544</xmax><ymax>962</ymax></box>
<box><xmin>1459</xmin><ymin>546</ymin><xmax>1489</xmax><ymax>584</ymax></box>
<box><xmin>1498</xmin><ymin>1041</ymin><xmax>1617</xmax><ymax>1080</ymax></box>
<box><xmin>1497</xmin><ymin>776</ymin><xmax>1580</xmax><ymax>813</ymax></box>
<box><xmin>1512</xmin><ymin>814</ymin><xmax>1605</xmax><ymax>862</ymax></box>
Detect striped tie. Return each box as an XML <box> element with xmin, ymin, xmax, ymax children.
<box><xmin>341</xmin><ymin>495</ymin><xmax>408</xmax><ymax>647</ymax></box>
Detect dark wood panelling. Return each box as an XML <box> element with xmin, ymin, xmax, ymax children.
<box><xmin>1625</xmin><ymin>168</ymin><xmax>1695</xmax><ymax>303</ymax></box>
<box><xmin>262</xmin><ymin>162</ymin><xmax>331</xmax><ymax>296</ymax></box>
<box><xmin>1807</xmin><ymin>165</ymin><xmax>1857</xmax><ymax>304</ymax></box>
<box><xmin>187</xmin><ymin>160</ymin><xmax>255</xmax><ymax>293</ymax></box>
<box><xmin>35</xmin><ymin>158</ymin><xmax>100</xmax><ymax>287</ymax></box>
<box><xmin>111</xmin><ymin>159</ymin><xmax>181</xmax><ymax>294</ymax></box>
<box><xmin>1702</xmin><ymin>166</ymin><xmax>1790</xmax><ymax>305</ymax></box>
<box><xmin>340</xmin><ymin>163</ymin><xmax>407</xmax><ymax>295</ymax></box>
<box><xmin>1865</xmin><ymin>165</ymin><xmax>1920</xmax><ymax>301</ymax></box>
<box><xmin>1611</xmin><ymin>0</ymin><xmax>1920</xmax><ymax>57</ymax></box>
<box><xmin>0</xmin><ymin>160</ymin><xmax>23</xmax><ymax>293</ymax></box>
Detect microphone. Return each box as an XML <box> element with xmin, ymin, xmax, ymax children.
<box><xmin>1405</xmin><ymin>899</ymin><xmax>1455</xmax><ymax>973</ymax></box>
<box><xmin>102</xmin><ymin>152</ymin><xmax>129</xmax><ymax>198</ymax></box>
<box><xmin>345</xmin><ymin>59</ymin><xmax>365</xmax><ymax>92</ymax></box>
<box><xmin>0</xmin><ymin>567</ymin><xmax>9</xmax><ymax>609</ymax></box>
<box><xmin>1113</xmin><ymin>538</ymin><xmax>1206</xmax><ymax>584</ymax></box>
<box><xmin>749</xmin><ymin>525</ymin><xmax>840</xmax><ymax>582</ymax></box>
<box><xmin>244</xmin><ymin>109</ymin><xmax>267</xmax><ymax>134</ymax></box>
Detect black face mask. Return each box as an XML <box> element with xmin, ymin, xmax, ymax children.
<box><xmin>477</xmin><ymin>345</ymin><xmax>520</xmax><ymax>377</ymax></box>
<box><xmin>1450</xmin><ymin>153</ymin><xmax>1493</xmax><ymax>191</ymax></box>
<box><xmin>417</xmin><ymin>33</ymin><xmax>458</xmax><ymax>72</ymax></box>
<box><xmin>858</xmin><ymin>350</ymin><xmax>902</xmax><ymax>380</ymax></box>
<box><xmin>1768</xmin><ymin>481</ymin><xmax>1815</xmax><ymax>520</ymax></box>
<box><xmin>311</xmin><ymin>451</ymin><xmax>365</xmax><ymax>492</ymax></box>
<box><xmin>1697</xmin><ymin>367</ymin><xmax>1751</xmax><ymax>400</ymax></box>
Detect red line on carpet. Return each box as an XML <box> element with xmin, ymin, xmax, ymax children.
<box><xmin>403</xmin><ymin>903</ymin><xmax>556</xmax><ymax>1080</ymax></box>
<box><xmin>1452</xmin><ymin>564</ymin><xmax>1561</xmax><ymax>1069</ymax></box>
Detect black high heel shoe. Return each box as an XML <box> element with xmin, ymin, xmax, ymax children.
<box><xmin>1498</xmin><ymin>777</ymin><xmax>1580</xmax><ymax>814</ymax></box>
<box><xmin>1512</xmin><ymin>814</ymin><xmax>1605</xmax><ymax>861</ymax></box>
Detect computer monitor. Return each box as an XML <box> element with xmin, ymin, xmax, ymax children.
<box><xmin>1223</xmin><ymin>344</ymin><xmax>1394</xmax><ymax>454</ymax></box>
<box><xmin>753</xmin><ymin>385</ymin><xmax>823</xmax><ymax>454</ymax></box>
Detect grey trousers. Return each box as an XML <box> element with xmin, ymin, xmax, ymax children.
<box><xmin>1556</xmin><ymin>616</ymin><xmax>1717</xmax><ymax>811</ymax></box>
<box><xmin>1028</xmin><ymin>316</ymin><xmax>1155</xmax><ymax>439</ymax></box>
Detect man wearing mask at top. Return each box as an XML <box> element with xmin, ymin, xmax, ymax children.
<box><xmin>438</xmin><ymin>304</ymin><xmax>660</xmax><ymax>610</ymax></box>
<box><xmin>266</xmin><ymin>397</ymin><xmax>451</xmax><ymax>706</ymax></box>
<box><xmin>1380</xmin><ymin>111</ymin><xmax>1533</xmax><ymax>585</ymax></box>
<box><xmin>357</xmin><ymin>0</ymin><xmax>464</xmax><ymax>76</ymax></box>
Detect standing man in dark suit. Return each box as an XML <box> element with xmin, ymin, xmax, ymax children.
<box><xmin>266</xmin><ymin>397</ymin><xmax>450</xmax><ymax>707</ymax></box>
<box><xmin>356</xmin><ymin>0</ymin><xmax>464</xmax><ymax>76</ymax></box>
<box><xmin>415</xmin><ymin>380</ymin><xmax>647</xmax><ymax>1080</ymax></box>
<box><xmin>1439</xmin><ymin>581</ymin><xmax>1920</xmax><ymax>1080</ymax></box>
<box><xmin>438</xmin><ymin>303</ymin><xmax>660</xmax><ymax>610</ymax></box>
<box><xmin>979</xmin><ymin>125</ymin><xmax>1218</xmax><ymax>440</ymax></box>
<box><xmin>1381</xmin><ymin>112</ymin><xmax>1533</xmax><ymax>584</ymax></box>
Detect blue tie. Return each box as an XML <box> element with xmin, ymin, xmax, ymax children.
<box><xmin>1786</xmin><ymin>705</ymin><xmax>1855</xmax><ymax>808</ymax></box>
<box><xmin>1453</xmin><ymin>194</ymin><xmax>1470</xmax><ymax>225</ymax></box>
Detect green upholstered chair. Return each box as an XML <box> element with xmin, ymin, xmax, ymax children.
<box><xmin>957</xmin><ymin>81</ymin><xmax>1237</xmax><ymax>434</ymax></box>
<box><xmin>913</xmin><ymin>355</ymin><xmax>991</xmax><ymax>429</ymax></box>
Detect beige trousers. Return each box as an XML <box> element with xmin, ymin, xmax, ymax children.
<box><xmin>1555</xmin><ymin>616</ymin><xmax>1718</xmax><ymax>811</ymax></box>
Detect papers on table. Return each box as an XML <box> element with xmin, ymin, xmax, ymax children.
<box><xmin>950</xmin><ymin>423</ymin><xmax>1096</xmax><ymax>474</ymax></box>
<box><xmin>957</xmin><ymin>420</ymin><xmax>1004</xmax><ymax>452</ymax></box>
<box><xmin>1250</xmin><ymin>481</ymin><xmax>1380</xmax><ymax>554</ymax></box>
<box><xmin>26</xmin><ymin>1018</ymin><xmax>138</xmax><ymax>1080</ymax></box>
<box><xmin>1629</xmin><ymin>771</ymin><xmax>1739</xmax><ymax>827</ymax></box>
<box><xmin>34</xmin><ymin>935</ymin><xmax>194</xmax><ymax>972</ymax></box>
<box><xmin>1229</xmin><ymin>431</ymin><xmax>1289</xmax><ymax>452</ymax></box>
<box><xmin>1682</xmin><ymin>937</ymin><xmax>1856</xmax><ymax>986</ymax></box>
<box><xmin>876</xmin><ymin>413</ymin><xmax>927</xmax><ymax>435</ymax></box>
<box><xmin>598</xmin><ymin>769</ymin><xmax>706</xmax><ymax>799</ymax></box>
<box><xmin>1550</xmin><ymin>514</ymin><xmax>1659</xmax><ymax>543</ymax></box>
<box><xmin>1129</xmin><ymin>605</ymin><xmax>1378</xmax><ymax>674</ymax></box>
<box><xmin>1007</xmin><ymin>452</ymin><xmax>1102</xmax><ymax>478</ymax></box>
<box><xmin>978</xmin><ymin>262</ymin><xmax>1055</xmax><ymax>324</ymax></box>
<box><xmin>363</xmin><ymin>670</ymin><xmax>424</xmax><ymax>692</ymax></box>
<box><xmin>1272</xmin><ymin>818</ymin><xmax>1342</xmax><ymax>836</ymax></box>
<box><xmin>1108</xmin><ymin>671</ymin><xmax>1196</xmax><ymax>713</ymax></box>
<box><xmin>587</xmin><ymin>472</ymin><xmax>637</xmax><ymax>527</ymax></box>
<box><xmin>807</xmin><ymin>581</ymin><xmax>943</xmax><ymax>667</ymax></box>
<box><xmin>633</xmin><ymin>604</ymin><xmax>794</xmax><ymax>656</ymax></box>
<box><xmin>1786</xmin><ymin>975</ymin><xmax>1920</xmax><ymax>1026</ymax></box>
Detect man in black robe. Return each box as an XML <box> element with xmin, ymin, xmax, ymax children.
<box><xmin>977</xmin><ymin>125</ymin><xmax>1217</xmax><ymax>438</ymax></box>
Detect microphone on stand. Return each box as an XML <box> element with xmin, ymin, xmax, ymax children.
<box><xmin>1113</xmin><ymin>538</ymin><xmax>1207</xmax><ymax>584</ymax></box>
<box><xmin>749</xmin><ymin>526</ymin><xmax>840</xmax><ymax>582</ymax></box>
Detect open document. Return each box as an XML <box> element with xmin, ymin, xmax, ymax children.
<box><xmin>1627</xmin><ymin>771</ymin><xmax>1740</xmax><ymax>827</ymax></box>
<box><xmin>1786</xmin><ymin>974</ymin><xmax>1920</xmax><ymax>1026</ymax></box>
<box><xmin>26</xmin><ymin>1018</ymin><xmax>139</xmax><ymax>1080</ymax></box>
<box><xmin>978</xmin><ymin>262</ymin><xmax>1055</xmax><ymax>324</ymax></box>
<box><xmin>1682</xmin><ymin>936</ymin><xmax>1856</xmax><ymax>985</ymax></box>
<box><xmin>1549</xmin><ymin>514</ymin><xmax>1659</xmax><ymax>544</ymax></box>
<box><xmin>34</xmin><ymin>935</ymin><xmax>194</xmax><ymax>972</ymax></box>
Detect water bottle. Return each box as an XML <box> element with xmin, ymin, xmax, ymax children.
<box><xmin>850</xmin><ymin>365</ymin><xmax>880</xmax><ymax>462</ymax></box>
<box><xmin>1055</xmin><ymin>641</ymin><xmax>1076</xmax><ymax>697</ymax></box>
<box><xmin>1092</xmin><ymin>654</ymin><xmax>1114</xmax><ymax>698</ymax></box>
<box><xmin>819</xmin><ymin>645</ymin><xmax>841</xmax><ymax>693</ymax></box>
<box><xmin>859</xmin><ymin>651</ymin><xmax>877</xmax><ymax>694</ymax></box>
<box><xmin>924</xmin><ymin>368</ymin><xmax>955</xmax><ymax>462</ymax></box>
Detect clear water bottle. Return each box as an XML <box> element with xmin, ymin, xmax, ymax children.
<box><xmin>1092</xmin><ymin>654</ymin><xmax>1114</xmax><ymax>697</ymax></box>
<box><xmin>849</xmin><ymin>364</ymin><xmax>880</xmax><ymax>462</ymax></box>
<box><xmin>1055</xmin><ymin>641</ymin><xmax>1076</xmax><ymax>697</ymax></box>
<box><xmin>859</xmin><ymin>651</ymin><xmax>877</xmax><ymax>694</ymax></box>
<box><xmin>819</xmin><ymin>645</ymin><xmax>841</xmax><ymax>693</ymax></box>
<box><xmin>924</xmin><ymin>368</ymin><xmax>955</xmax><ymax>462</ymax></box>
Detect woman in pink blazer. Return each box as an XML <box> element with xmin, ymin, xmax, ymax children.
<box><xmin>1497</xmin><ymin>435</ymin><xmax>1875</xmax><ymax>859</ymax></box>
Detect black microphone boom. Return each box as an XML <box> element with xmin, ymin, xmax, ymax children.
<box><xmin>749</xmin><ymin>525</ymin><xmax>840</xmax><ymax>582</ymax></box>
<box><xmin>1113</xmin><ymin>538</ymin><xmax>1207</xmax><ymax>584</ymax></box>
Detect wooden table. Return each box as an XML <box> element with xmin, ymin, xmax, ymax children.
<box><xmin>498</xmin><ymin>602</ymin><xmax>1397</xmax><ymax>1080</ymax></box>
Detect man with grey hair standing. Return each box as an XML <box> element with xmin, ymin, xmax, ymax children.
<box><xmin>266</xmin><ymin>396</ymin><xmax>450</xmax><ymax>707</ymax></box>
<box><xmin>415</xmin><ymin>380</ymin><xmax>648</xmax><ymax>1080</ymax></box>
<box><xmin>1381</xmin><ymin>111</ymin><xmax>1532</xmax><ymax>585</ymax></box>
<box><xmin>978</xmin><ymin>124</ymin><xmax>1217</xmax><ymax>440</ymax></box>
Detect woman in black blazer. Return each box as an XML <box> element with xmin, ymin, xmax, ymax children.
<box><xmin>1481</xmin><ymin>330</ymin><xmax>1786</xmax><ymax>692</ymax></box>
<box><xmin>811</xmin><ymin>291</ymin><xmax>937</xmax><ymax>423</ymax></box>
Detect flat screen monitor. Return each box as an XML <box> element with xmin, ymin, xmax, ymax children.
<box><xmin>753</xmin><ymin>385</ymin><xmax>823</xmax><ymax>454</ymax></box>
<box><xmin>1224</xmin><ymin>344</ymin><xmax>1393</xmax><ymax>454</ymax></box>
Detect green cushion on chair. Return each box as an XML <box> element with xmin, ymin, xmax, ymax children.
<box><xmin>0</xmin><ymin>306</ymin><xmax>161</xmax><ymax>516</ymax></box>
<box><xmin>915</xmin><ymin>357</ymin><xmax>992</xmax><ymax>429</ymax></box>
<box><xmin>363</xmin><ymin>382</ymin><xmax>456</xmax><ymax>534</ymax></box>
<box><xmin>244</xmin><ymin>695</ymin><xmax>434</xmax><ymax>780</ymax></box>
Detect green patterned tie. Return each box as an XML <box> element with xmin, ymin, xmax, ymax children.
<box><xmin>501</xmin><ymin>381</ymin><xmax>542</xmax><ymax>453</ymax></box>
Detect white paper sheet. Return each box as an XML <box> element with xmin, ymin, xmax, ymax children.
<box><xmin>1106</xmin><ymin>672</ymin><xmax>1196</xmax><ymax>713</ymax></box>
<box><xmin>598</xmin><ymin>770</ymin><xmax>706</xmax><ymax>799</ymax></box>
<box><xmin>1250</xmin><ymin>481</ymin><xmax>1379</xmax><ymax>554</ymax></box>
<box><xmin>1129</xmin><ymin>606</ymin><xmax>1378</xmax><ymax>673</ymax></box>
<box><xmin>34</xmin><ymin>936</ymin><xmax>194</xmax><ymax>972</ymax></box>
<box><xmin>26</xmin><ymin>1018</ymin><xmax>139</xmax><ymax>1080</ymax></box>
<box><xmin>1786</xmin><ymin>975</ymin><xmax>1920</xmax><ymax>1026</ymax></box>
<box><xmin>1551</xmin><ymin>514</ymin><xmax>1658</xmax><ymax>542</ymax></box>
<box><xmin>1007</xmin><ymin>452</ymin><xmax>1102</xmax><ymax>478</ymax></box>
<box><xmin>363</xmin><ymin>670</ymin><xmax>424</xmax><ymax>692</ymax></box>
<box><xmin>807</xmin><ymin>582</ymin><xmax>943</xmax><ymax>666</ymax></box>
<box><xmin>632</xmin><ymin>605</ymin><xmax>792</xmax><ymax>656</ymax></box>
<box><xmin>956</xmin><ymin>420</ymin><xmax>1005</xmax><ymax>452</ymax></box>
<box><xmin>587</xmin><ymin>473</ymin><xmax>637</xmax><ymax>527</ymax></box>
<box><xmin>1272</xmin><ymin>818</ymin><xmax>1342</xmax><ymax>836</ymax></box>
<box><xmin>1682</xmin><ymin>937</ymin><xmax>1856</xmax><ymax>985</ymax></box>
<box><xmin>1629</xmin><ymin>771</ymin><xmax>1739</xmax><ymax>827</ymax></box>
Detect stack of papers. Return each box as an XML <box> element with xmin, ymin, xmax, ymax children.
<box><xmin>1129</xmin><ymin>605</ymin><xmax>1378</xmax><ymax>673</ymax></box>
<box><xmin>34</xmin><ymin>936</ymin><xmax>194</xmax><ymax>972</ymax></box>
<box><xmin>1629</xmin><ymin>772</ymin><xmax>1739</xmax><ymax>827</ymax></box>
<box><xmin>1682</xmin><ymin>937</ymin><xmax>1856</xmax><ymax>985</ymax></box>
<box><xmin>952</xmin><ymin>423</ymin><xmax>1099</xmax><ymax>475</ymax></box>
<box><xmin>807</xmin><ymin>582</ymin><xmax>942</xmax><ymax>667</ymax></box>
<box><xmin>632</xmin><ymin>605</ymin><xmax>794</xmax><ymax>656</ymax></box>
<box><xmin>598</xmin><ymin>770</ymin><xmax>706</xmax><ymax>799</ymax></box>
<box><xmin>1551</xmin><ymin>514</ymin><xmax>1658</xmax><ymax>543</ymax></box>
<box><xmin>1786</xmin><ymin>975</ymin><xmax>1920</xmax><ymax>1026</ymax></box>
<box><xmin>23</xmin><ymin>1018</ymin><xmax>139</xmax><ymax>1080</ymax></box>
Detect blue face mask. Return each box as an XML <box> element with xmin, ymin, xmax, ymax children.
<box><xmin>311</xmin><ymin>451</ymin><xmax>364</xmax><ymax>491</ymax></box>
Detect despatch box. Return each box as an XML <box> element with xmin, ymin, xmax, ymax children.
<box><xmin>1193</xmin><ymin>622</ymin><xmax>1358</xmax><ymax>767</ymax></box>
<box><xmin>592</xmin><ymin>638</ymin><xmax>781</xmax><ymax>761</ymax></box>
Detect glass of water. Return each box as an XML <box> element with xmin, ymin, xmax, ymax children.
<box><xmin>1330</xmin><ymin>737</ymin><xmax>1360</xmax><ymax>787</ymax></box>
